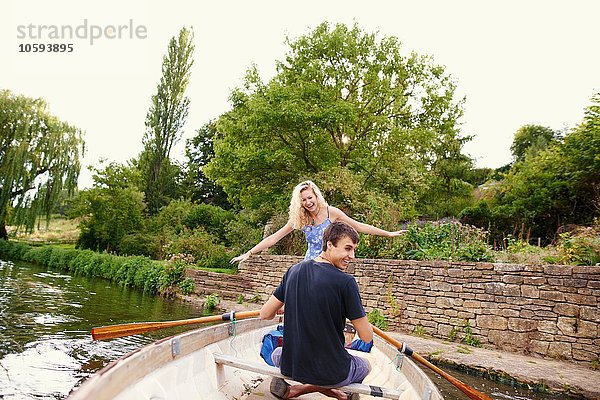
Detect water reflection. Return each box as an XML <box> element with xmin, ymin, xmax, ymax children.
<box><xmin>0</xmin><ymin>259</ymin><xmax>201</xmax><ymax>399</ymax></box>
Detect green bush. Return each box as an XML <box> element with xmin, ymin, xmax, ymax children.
<box><xmin>178</xmin><ymin>278</ymin><xmax>195</xmax><ymax>295</ymax></box>
<box><xmin>0</xmin><ymin>240</ymin><xmax>190</xmax><ymax>295</ymax></box>
<box><xmin>557</xmin><ymin>232</ymin><xmax>600</xmax><ymax>266</ymax></box>
<box><xmin>367</xmin><ymin>309</ymin><xmax>388</xmax><ymax>330</ymax></box>
<box><xmin>184</xmin><ymin>203</ymin><xmax>234</xmax><ymax>243</ymax></box>
<box><xmin>361</xmin><ymin>221</ymin><xmax>494</xmax><ymax>262</ymax></box>
<box><xmin>118</xmin><ymin>233</ymin><xmax>161</xmax><ymax>258</ymax></box>
<box><xmin>224</xmin><ymin>209</ymin><xmax>265</xmax><ymax>253</ymax></box>
<box><xmin>204</xmin><ymin>293</ymin><xmax>220</xmax><ymax>312</ymax></box>
<box><xmin>165</xmin><ymin>229</ymin><xmax>231</xmax><ymax>269</ymax></box>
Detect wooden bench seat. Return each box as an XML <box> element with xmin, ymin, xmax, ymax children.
<box><xmin>213</xmin><ymin>353</ymin><xmax>403</xmax><ymax>399</ymax></box>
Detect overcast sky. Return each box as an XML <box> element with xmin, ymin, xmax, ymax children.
<box><xmin>2</xmin><ymin>0</ymin><xmax>599</xmax><ymax>188</ymax></box>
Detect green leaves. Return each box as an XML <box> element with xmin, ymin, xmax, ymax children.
<box><xmin>0</xmin><ymin>90</ymin><xmax>84</xmax><ymax>236</ymax></box>
<box><xmin>205</xmin><ymin>22</ymin><xmax>469</xmax><ymax>217</ymax></box>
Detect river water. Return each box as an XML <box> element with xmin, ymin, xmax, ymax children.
<box><xmin>0</xmin><ymin>258</ymin><xmax>580</xmax><ymax>400</ymax></box>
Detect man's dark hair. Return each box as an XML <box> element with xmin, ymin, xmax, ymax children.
<box><xmin>322</xmin><ymin>221</ymin><xmax>359</xmax><ymax>251</ymax></box>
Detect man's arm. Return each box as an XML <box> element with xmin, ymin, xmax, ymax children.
<box><xmin>350</xmin><ymin>315</ymin><xmax>373</xmax><ymax>343</ymax></box>
<box><xmin>260</xmin><ymin>295</ymin><xmax>284</xmax><ymax>320</ymax></box>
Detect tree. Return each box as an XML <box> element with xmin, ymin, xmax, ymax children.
<box><xmin>183</xmin><ymin>122</ymin><xmax>230</xmax><ymax>208</ymax></box>
<box><xmin>510</xmin><ymin>124</ymin><xmax>558</xmax><ymax>163</ymax></box>
<box><xmin>205</xmin><ymin>22</ymin><xmax>468</xmax><ymax>215</ymax></box>
<box><xmin>0</xmin><ymin>90</ymin><xmax>84</xmax><ymax>239</ymax></box>
<box><xmin>73</xmin><ymin>163</ymin><xmax>146</xmax><ymax>252</ymax></box>
<box><xmin>141</xmin><ymin>27</ymin><xmax>195</xmax><ymax>214</ymax></box>
<box><xmin>493</xmin><ymin>93</ymin><xmax>600</xmax><ymax>240</ymax></box>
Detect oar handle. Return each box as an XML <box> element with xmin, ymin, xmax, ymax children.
<box><xmin>91</xmin><ymin>310</ymin><xmax>260</xmax><ymax>341</ymax></box>
<box><xmin>372</xmin><ymin>326</ymin><xmax>492</xmax><ymax>400</ymax></box>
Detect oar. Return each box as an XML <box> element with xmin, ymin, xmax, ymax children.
<box><xmin>91</xmin><ymin>310</ymin><xmax>261</xmax><ymax>341</ymax></box>
<box><xmin>372</xmin><ymin>326</ymin><xmax>492</xmax><ymax>400</ymax></box>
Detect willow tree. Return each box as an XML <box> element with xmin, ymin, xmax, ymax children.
<box><xmin>141</xmin><ymin>27</ymin><xmax>195</xmax><ymax>214</ymax></box>
<box><xmin>0</xmin><ymin>90</ymin><xmax>84</xmax><ymax>239</ymax></box>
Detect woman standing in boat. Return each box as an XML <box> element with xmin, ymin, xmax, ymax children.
<box><xmin>230</xmin><ymin>180</ymin><xmax>405</xmax><ymax>264</ymax></box>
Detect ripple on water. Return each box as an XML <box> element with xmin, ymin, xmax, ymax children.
<box><xmin>0</xmin><ymin>340</ymin><xmax>80</xmax><ymax>399</ymax></box>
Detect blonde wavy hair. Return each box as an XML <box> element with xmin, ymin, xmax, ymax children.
<box><xmin>288</xmin><ymin>180</ymin><xmax>328</xmax><ymax>229</ymax></box>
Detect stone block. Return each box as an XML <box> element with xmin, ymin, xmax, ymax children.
<box><xmin>502</xmin><ymin>275</ymin><xmax>524</xmax><ymax>284</ymax></box>
<box><xmin>547</xmin><ymin>342</ymin><xmax>572</xmax><ymax>359</ymax></box>
<box><xmin>588</xmin><ymin>281</ymin><xmax>600</xmax><ymax>289</ymax></box>
<box><xmin>544</xmin><ymin>265</ymin><xmax>573</xmax><ymax>276</ymax></box>
<box><xmin>572</xmin><ymin>348</ymin><xmax>597</xmax><ymax>362</ymax></box>
<box><xmin>508</xmin><ymin>318</ymin><xmax>538</xmax><ymax>332</ymax></box>
<box><xmin>476</xmin><ymin>315</ymin><xmax>508</xmax><ymax>330</ymax></box>
<box><xmin>540</xmin><ymin>290</ymin><xmax>564</xmax><ymax>301</ymax></box>
<box><xmin>501</xmin><ymin>308</ymin><xmax>521</xmax><ymax>318</ymax></box>
<box><xmin>463</xmin><ymin>300</ymin><xmax>481</xmax><ymax>308</ymax></box>
<box><xmin>563</xmin><ymin>278</ymin><xmax>588</xmax><ymax>288</ymax></box>
<box><xmin>564</xmin><ymin>293</ymin><xmax>597</xmax><ymax>306</ymax></box>
<box><xmin>538</xmin><ymin>320</ymin><xmax>559</xmax><ymax>334</ymax></box>
<box><xmin>581</xmin><ymin>306</ymin><xmax>600</xmax><ymax>322</ymax></box>
<box><xmin>576</xmin><ymin>320</ymin><xmax>598</xmax><ymax>338</ymax></box>
<box><xmin>557</xmin><ymin>317</ymin><xmax>577</xmax><ymax>335</ymax></box>
<box><xmin>494</xmin><ymin>263</ymin><xmax>525</xmax><ymax>272</ymax></box>
<box><xmin>433</xmin><ymin>297</ymin><xmax>451</xmax><ymax>309</ymax></box>
<box><xmin>530</xmin><ymin>340</ymin><xmax>550</xmax><ymax>355</ymax></box>
<box><xmin>520</xmin><ymin>285</ymin><xmax>540</xmax><ymax>298</ymax></box>
<box><xmin>523</xmin><ymin>276</ymin><xmax>546</xmax><ymax>285</ymax></box>
<box><xmin>553</xmin><ymin>303</ymin><xmax>580</xmax><ymax>317</ymax></box>
<box><xmin>573</xmin><ymin>265</ymin><xmax>600</xmax><ymax>275</ymax></box>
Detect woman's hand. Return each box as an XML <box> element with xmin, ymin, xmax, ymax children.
<box><xmin>230</xmin><ymin>251</ymin><xmax>252</xmax><ymax>264</ymax></box>
<box><xmin>387</xmin><ymin>230</ymin><xmax>407</xmax><ymax>237</ymax></box>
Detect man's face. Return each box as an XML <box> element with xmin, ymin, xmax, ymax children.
<box><xmin>326</xmin><ymin>236</ymin><xmax>357</xmax><ymax>270</ymax></box>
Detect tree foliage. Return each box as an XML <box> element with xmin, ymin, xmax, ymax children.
<box><xmin>0</xmin><ymin>90</ymin><xmax>84</xmax><ymax>239</ymax></box>
<box><xmin>205</xmin><ymin>22</ymin><xmax>469</xmax><ymax>217</ymax></box>
<box><xmin>183</xmin><ymin>122</ymin><xmax>230</xmax><ymax>208</ymax></box>
<box><xmin>73</xmin><ymin>163</ymin><xmax>146</xmax><ymax>252</ymax></box>
<box><xmin>141</xmin><ymin>27</ymin><xmax>195</xmax><ymax>214</ymax></box>
<box><xmin>483</xmin><ymin>93</ymin><xmax>600</xmax><ymax>240</ymax></box>
<box><xmin>510</xmin><ymin>124</ymin><xmax>559</xmax><ymax>163</ymax></box>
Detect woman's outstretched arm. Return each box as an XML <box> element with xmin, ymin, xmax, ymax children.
<box><xmin>230</xmin><ymin>222</ymin><xmax>295</xmax><ymax>264</ymax></box>
<box><xmin>330</xmin><ymin>207</ymin><xmax>406</xmax><ymax>237</ymax></box>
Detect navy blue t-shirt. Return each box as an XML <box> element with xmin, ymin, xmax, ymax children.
<box><xmin>272</xmin><ymin>259</ymin><xmax>366</xmax><ymax>386</ymax></box>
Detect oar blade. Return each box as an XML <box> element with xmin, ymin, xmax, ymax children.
<box><xmin>92</xmin><ymin>322</ymin><xmax>172</xmax><ymax>341</ymax></box>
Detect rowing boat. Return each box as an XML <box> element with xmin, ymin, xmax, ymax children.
<box><xmin>68</xmin><ymin>318</ymin><xmax>443</xmax><ymax>399</ymax></box>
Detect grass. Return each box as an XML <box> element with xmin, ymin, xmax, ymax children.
<box><xmin>8</xmin><ymin>216</ymin><xmax>80</xmax><ymax>244</ymax></box>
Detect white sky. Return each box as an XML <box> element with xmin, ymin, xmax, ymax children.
<box><xmin>2</xmin><ymin>0</ymin><xmax>599</xmax><ymax>189</ymax></box>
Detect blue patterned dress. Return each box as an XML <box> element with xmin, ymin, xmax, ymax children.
<box><xmin>301</xmin><ymin>207</ymin><xmax>332</xmax><ymax>260</ymax></box>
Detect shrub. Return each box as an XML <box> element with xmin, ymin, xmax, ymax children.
<box><xmin>118</xmin><ymin>233</ymin><xmax>161</xmax><ymax>258</ymax></box>
<box><xmin>178</xmin><ymin>278</ymin><xmax>195</xmax><ymax>295</ymax></box>
<box><xmin>370</xmin><ymin>221</ymin><xmax>494</xmax><ymax>262</ymax></box>
<box><xmin>184</xmin><ymin>203</ymin><xmax>234</xmax><ymax>243</ymax></box>
<box><xmin>165</xmin><ymin>229</ymin><xmax>231</xmax><ymax>269</ymax></box>
<box><xmin>367</xmin><ymin>309</ymin><xmax>388</xmax><ymax>330</ymax></box>
<box><xmin>557</xmin><ymin>232</ymin><xmax>600</xmax><ymax>266</ymax></box>
<box><xmin>0</xmin><ymin>240</ymin><xmax>189</xmax><ymax>296</ymax></box>
<box><xmin>204</xmin><ymin>293</ymin><xmax>220</xmax><ymax>312</ymax></box>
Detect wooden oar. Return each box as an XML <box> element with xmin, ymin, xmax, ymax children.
<box><xmin>91</xmin><ymin>310</ymin><xmax>260</xmax><ymax>341</ymax></box>
<box><xmin>372</xmin><ymin>326</ymin><xmax>492</xmax><ymax>400</ymax></box>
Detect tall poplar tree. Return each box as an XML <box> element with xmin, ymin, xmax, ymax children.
<box><xmin>0</xmin><ymin>90</ymin><xmax>84</xmax><ymax>239</ymax></box>
<box><xmin>141</xmin><ymin>27</ymin><xmax>195</xmax><ymax>214</ymax></box>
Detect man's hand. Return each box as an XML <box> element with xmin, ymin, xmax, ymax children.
<box><xmin>346</xmin><ymin>339</ymin><xmax>373</xmax><ymax>352</ymax></box>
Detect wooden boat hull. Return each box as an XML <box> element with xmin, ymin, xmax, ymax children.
<box><xmin>69</xmin><ymin>318</ymin><xmax>443</xmax><ymax>399</ymax></box>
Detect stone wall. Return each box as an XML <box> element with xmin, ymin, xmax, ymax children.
<box><xmin>234</xmin><ymin>255</ymin><xmax>600</xmax><ymax>367</ymax></box>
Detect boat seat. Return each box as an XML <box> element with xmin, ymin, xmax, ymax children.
<box><xmin>213</xmin><ymin>353</ymin><xmax>403</xmax><ymax>399</ymax></box>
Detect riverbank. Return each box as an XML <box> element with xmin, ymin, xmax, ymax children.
<box><xmin>387</xmin><ymin>331</ymin><xmax>600</xmax><ymax>399</ymax></box>
<box><xmin>178</xmin><ymin>292</ymin><xmax>599</xmax><ymax>400</ymax></box>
